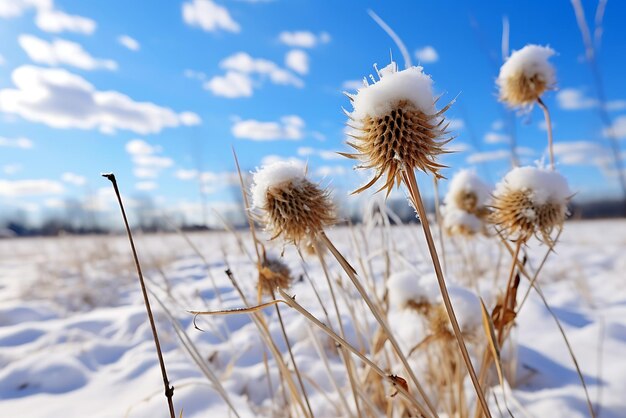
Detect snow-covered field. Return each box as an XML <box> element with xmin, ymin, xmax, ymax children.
<box><xmin>0</xmin><ymin>220</ymin><xmax>625</xmax><ymax>417</ymax></box>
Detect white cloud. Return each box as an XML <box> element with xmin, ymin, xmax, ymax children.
<box><xmin>184</xmin><ymin>69</ymin><xmax>206</xmax><ymax>80</ymax></box>
<box><xmin>232</xmin><ymin>115</ymin><xmax>304</xmax><ymax>141</ymax></box>
<box><xmin>261</xmin><ymin>155</ymin><xmax>305</xmax><ymax>166</ymax></box>
<box><xmin>557</xmin><ymin>87</ymin><xmax>626</xmax><ymax>111</ymax></box>
<box><xmin>415</xmin><ymin>46</ymin><xmax>439</xmax><ymax>63</ymax></box>
<box><xmin>484</xmin><ymin>132</ymin><xmax>511</xmax><ymax>144</ymax></box>
<box><xmin>278</xmin><ymin>31</ymin><xmax>330</xmax><ymax>48</ymax></box>
<box><xmin>220</xmin><ymin>52</ymin><xmax>303</xmax><ymax>87</ymax></box>
<box><xmin>35</xmin><ymin>9</ymin><xmax>95</xmax><ymax>34</ymax></box>
<box><xmin>179</xmin><ymin>111</ymin><xmax>201</xmax><ymax>126</ymax></box>
<box><xmin>136</xmin><ymin>181</ymin><xmax>157</xmax><ymax>191</ymax></box>
<box><xmin>0</xmin><ymin>0</ymin><xmax>95</xmax><ymax>34</ymax></box>
<box><xmin>61</xmin><ymin>172</ymin><xmax>86</xmax><ymax>186</ymax></box>
<box><xmin>605</xmin><ymin>115</ymin><xmax>626</xmax><ymax>139</ymax></box>
<box><xmin>19</xmin><ymin>34</ymin><xmax>117</xmax><ymax>70</ymax></box>
<box><xmin>449</xmin><ymin>141</ymin><xmax>471</xmax><ymax>152</ymax></box>
<box><xmin>205</xmin><ymin>52</ymin><xmax>303</xmax><ymax>98</ymax></box>
<box><xmin>2</xmin><ymin>164</ymin><xmax>22</xmax><ymax>175</ymax></box>
<box><xmin>314</xmin><ymin>165</ymin><xmax>346</xmax><ymax>177</ymax></box>
<box><xmin>182</xmin><ymin>0</ymin><xmax>239</xmax><ymax>33</ymax></box>
<box><xmin>0</xmin><ymin>66</ymin><xmax>200</xmax><ymax>134</ymax></box>
<box><xmin>342</xmin><ymin>79</ymin><xmax>364</xmax><ymax>91</ymax></box>
<box><xmin>0</xmin><ymin>179</ymin><xmax>64</xmax><ymax>196</ymax></box>
<box><xmin>466</xmin><ymin>149</ymin><xmax>511</xmax><ymax>164</ymax></box>
<box><xmin>126</xmin><ymin>139</ymin><xmax>172</xmax><ymax>179</ymax></box>
<box><xmin>297</xmin><ymin>146</ymin><xmax>341</xmax><ymax>160</ymax></box>
<box><xmin>174</xmin><ymin>169</ymin><xmax>199</xmax><ymax>180</ymax></box>
<box><xmin>204</xmin><ymin>71</ymin><xmax>253</xmax><ymax>98</ymax></box>
<box><xmin>0</xmin><ymin>136</ymin><xmax>33</xmax><ymax>148</ymax></box>
<box><xmin>118</xmin><ymin>35</ymin><xmax>140</xmax><ymax>51</ymax></box>
<box><xmin>491</xmin><ymin>120</ymin><xmax>504</xmax><ymax>130</ymax></box>
<box><xmin>557</xmin><ymin>88</ymin><xmax>596</xmax><ymax>110</ymax></box>
<box><xmin>0</xmin><ymin>0</ymin><xmax>50</xmax><ymax>18</ymax></box>
<box><xmin>285</xmin><ymin>49</ymin><xmax>309</xmax><ymax>75</ymax></box>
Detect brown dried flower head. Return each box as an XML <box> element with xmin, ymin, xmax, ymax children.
<box><xmin>342</xmin><ymin>63</ymin><xmax>452</xmax><ymax>196</ymax></box>
<box><xmin>497</xmin><ymin>45</ymin><xmax>556</xmax><ymax>107</ymax></box>
<box><xmin>258</xmin><ymin>255</ymin><xmax>292</xmax><ymax>297</ymax></box>
<box><xmin>490</xmin><ymin>167</ymin><xmax>570</xmax><ymax>244</ymax></box>
<box><xmin>251</xmin><ymin>162</ymin><xmax>335</xmax><ymax>244</ymax></box>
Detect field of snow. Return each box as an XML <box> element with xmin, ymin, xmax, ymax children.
<box><xmin>0</xmin><ymin>219</ymin><xmax>625</xmax><ymax>417</ymax></box>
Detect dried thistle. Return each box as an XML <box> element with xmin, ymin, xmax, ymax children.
<box><xmin>342</xmin><ymin>63</ymin><xmax>452</xmax><ymax>196</ymax></box>
<box><xmin>491</xmin><ymin>166</ymin><xmax>570</xmax><ymax>244</ymax></box>
<box><xmin>258</xmin><ymin>255</ymin><xmax>292</xmax><ymax>297</ymax></box>
<box><xmin>251</xmin><ymin>161</ymin><xmax>335</xmax><ymax>244</ymax></box>
<box><xmin>497</xmin><ymin>44</ymin><xmax>556</xmax><ymax>108</ymax></box>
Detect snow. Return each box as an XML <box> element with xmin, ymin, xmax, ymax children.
<box><xmin>348</xmin><ymin>62</ymin><xmax>436</xmax><ymax>120</ymax></box>
<box><xmin>497</xmin><ymin>44</ymin><xmax>556</xmax><ymax>89</ymax></box>
<box><xmin>250</xmin><ymin>161</ymin><xmax>306</xmax><ymax>209</ymax></box>
<box><xmin>444</xmin><ymin>169</ymin><xmax>492</xmax><ymax>209</ymax></box>
<box><xmin>1</xmin><ymin>219</ymin><xmax>625</xmax><ymax>417</ymax></box>
<box><xmin>386</xmin><ymin>270</ymin><xmax>439</xmax><ymax>309</ymax></box>
<box><xmin>443</xmin><ymin>207</ymin><xmax>482</xmax><ymax>234</ymax></box>
<box><xmin>495</xmin><ymin>166</ymin><xmax>571</xmax><ymax>205</ymax></box>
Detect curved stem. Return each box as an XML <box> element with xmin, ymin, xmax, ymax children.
<box><xmin>537</xmin><ymin>97</ymin><xmax>555</xmax><ymax>170</ymax></box>
<box><xmin>401</xmin><ymin>168</ymin><xmax>492</xmax><ymax>418</ymax></box>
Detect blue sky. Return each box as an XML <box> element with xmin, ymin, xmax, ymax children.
<box><xmin>1</xmin><ymin>0</ymin><xmax>625</xmax><ymax>227</ymax></box>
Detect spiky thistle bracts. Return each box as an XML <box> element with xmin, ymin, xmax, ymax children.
<box><xmin>342</xmin><ymin>63</ymin><xmax>453</xmax><ymax>196</ymax></box>
<box><xmin>497</xmin><ymin>44</ymin><xmax>556</xmax><ymax>108</ymax></box>
<box><xmin>250</xmin><ymin>161</ymin><xmax>336</xmax><ymax>244</ymax></box>
<box><xmin>490</xmin><ymin>166</ymin><xmax>570</xmax><ymax>244</ymax></box>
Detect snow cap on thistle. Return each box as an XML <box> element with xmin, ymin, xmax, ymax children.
<box><xmin>497</xmin><ymin>44</ymin><xmax>556</xmax><ymax>107</ymax></box>
<box><xmin>444</xmin><ymin>169</ymin><xmax>491</xmax><ymax>215</ymax></box>
<box><xmin>342</xmin><ymin>62</ymin><xmax>452</xmax><ymax>196</ymax></box>
<box><xmin>443</xmin><ymin>208</ymin><xmax>483</xmax><ymax>237</ymax></box>
<box><xmin>491</xmin><ymin>166</ymin><xmax>570</xmax><ymax>243</ymax></box>
<box><xmin>251</xmin><ymin>161</ymin><xmax>335</xmax><ymax>243</ymax></box>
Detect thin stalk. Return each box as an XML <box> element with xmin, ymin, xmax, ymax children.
<box><xmin>270</xmin><ymin>289</ymin><xmax>315</xmax><ymax>418</ymax></box>
<box><xmin>401</xmin><ymin>168</ymin><xmax>491</xmax><ymax>418</ymax></box>
<box><xmin>318</xmin><ymin>231</ymin><xmax>438</xmax><ymax>418</ymax></box>
<box><xmin>276</xmin><ymin>288</ymin><xmax>429</xmax><ymax>417</ymax></box>
<box><xmin>102</xmin><ymin>173</ymin><xmax>175</xmax><ymax>418</ymax></box>
<box><xmin>536</xmin><ymin>98</ymin><xmax>555</xmax><ymax>170</ymax></box>
<box><xmin>433</xmin><ymin>177</ymin><xmax>447</xmax><ymax>275</ymax></box>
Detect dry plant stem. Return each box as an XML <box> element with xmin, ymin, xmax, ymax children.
<box><xmin>102</xmin><ymin>173</ymin><xmax>175</xmax><ymax>418</ymax></box>
<box><xmin>498</xmin><ymin>240</ymin><xmax>522</xmax><ymax>345</ymax></box>
<box><xmin>433</xmin><ymin>177</ymin><xmax>447</xmax><ymax>275</ymax></box>
<box><xmin>536</xmin><ymin>98</ymin><xmax>555</xmax><ymax>170</ymax></box>
<box><xmin>223</xmin><ymin>269</ymin><xmax>309</xmax><ymax>418</ymax></box>
<box><xmin>276</xmin><ymin>288</ymin><xmax>430</xmax><ymax>418</ymax></box>
<box><xmin>314</xmin><ymin>242</ymin><xmax>364</xmax><ymax>417</ymax></box>
<box><xmin>318</xmin><ymin>231</ymin><xmax>438</xmax><ymax>418</ymax></box>
<box><xmin>401</xmin><ymin>168</ymin><xmax>492</xmax><ymax>418</ymax></box>
<box><xmin>270</xmin><ymin>289</ymin><xmax>315</xmax><ymax>418</ymax></box>
<box><xmin>498</xmin><ymin>239</ymin><xmax>596</xmax><ymax>418</ymax></box>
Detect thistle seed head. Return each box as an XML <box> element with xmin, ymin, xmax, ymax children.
<box><xmin>497</xmin><ymin>44</ymin><xmax>556</xmax><ymax>108</ymax></box>
<box><xmin>258</xmin><ymin>255</ymin><xmax>292</xmax><ymax>297</ymax></box>
<box><xmin>490</xmin><ymin>166</ymin><xmax>570</xmax><ymax>244</ymax></box>
<box><xmin>343</xmin><ymin>63</ymin><xmax>452</xmax><ymax>196</ymax></box>
<box><xmin>251</xmin><ymin>162</ymin><xmax>335</xmax><ymax>243</ymax></box>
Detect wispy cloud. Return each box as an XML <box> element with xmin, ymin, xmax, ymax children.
<box><xmin>278</xmin><ymin>31</ymin><xmax>330</xmax><ymax>48</ymax></box>
<box><xmin>0</xmin><ymin>66</ymin><xmax>200</xmax><ymax>134</ymax></box>
<box><xmin>232</xmin><ymin>115</ymin><xmax>305</xmax><ymax>141</ymax></box>
<box><xmin>0</xmin><ymin>136</ymin><xmax>33</xmax><ymax>149</ymax></box>
<box><xmin>415</xmin><ymin>46</ymin><xmax>439</xmax><ymax>63</ymax></box>
<box><xmin>61</xmin><ymin>172</ymin><xmax>87</xmax><ymax>186</ymax></box>
<box><xmin>126</xmin><ymin>139</ymin><xmax>173</xmax><ymax>179</ymax></box>
<box><xmin>19</xmin><ymin>34</ymin><xmax>117</xmax><ymax>70</ymax></box>
<box><xmin>557</xmin><ymin>87</ymin><xmax>626</xmax><ymax>111</ymax></box>
<box><xmin>182</xmin><ymin>0</ymin><xmax>240</xmax><ymax>33</ymax></box>
<box><xmin>285</xmin><ymin>49</ymin><xmax>309</xmax><ymax>75</ymax></box>
<box><xmin>118</xmin><ymin>35</ymin><xmax>140</xmax><ymax>51</ymax></box>
<box><xmin>0</xmin><ymin>179</ymin><xmax>65</xmax><ymax>197</ymax></box>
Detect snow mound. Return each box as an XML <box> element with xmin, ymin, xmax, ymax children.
<box><xmin>443</xmin><ymin>208</ymin><xmax>482</xmax><ymax>234</ymax></box>
<box><xmin>387</xmin><ymin>270</ymin><xmax>439</xmax><ymax>309</ymax></box>
<box><xmin>495</xmin><ymin>166</ymin><xmax>571</xmax><ymax>205</ymax></box>
<box><xmin>349</xmin><ymin>62</ymin><xmax>436</xmax><ymax>120</ymax></box>
<box><xmin>251</xmin><ymin>161</ymin><xmax>306</xmax><ymax>209</ymax></box>
<box><xmin>497</xmin><ymin>45</ymin><xmax>556</xmax><ymax>89</ymax></box>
